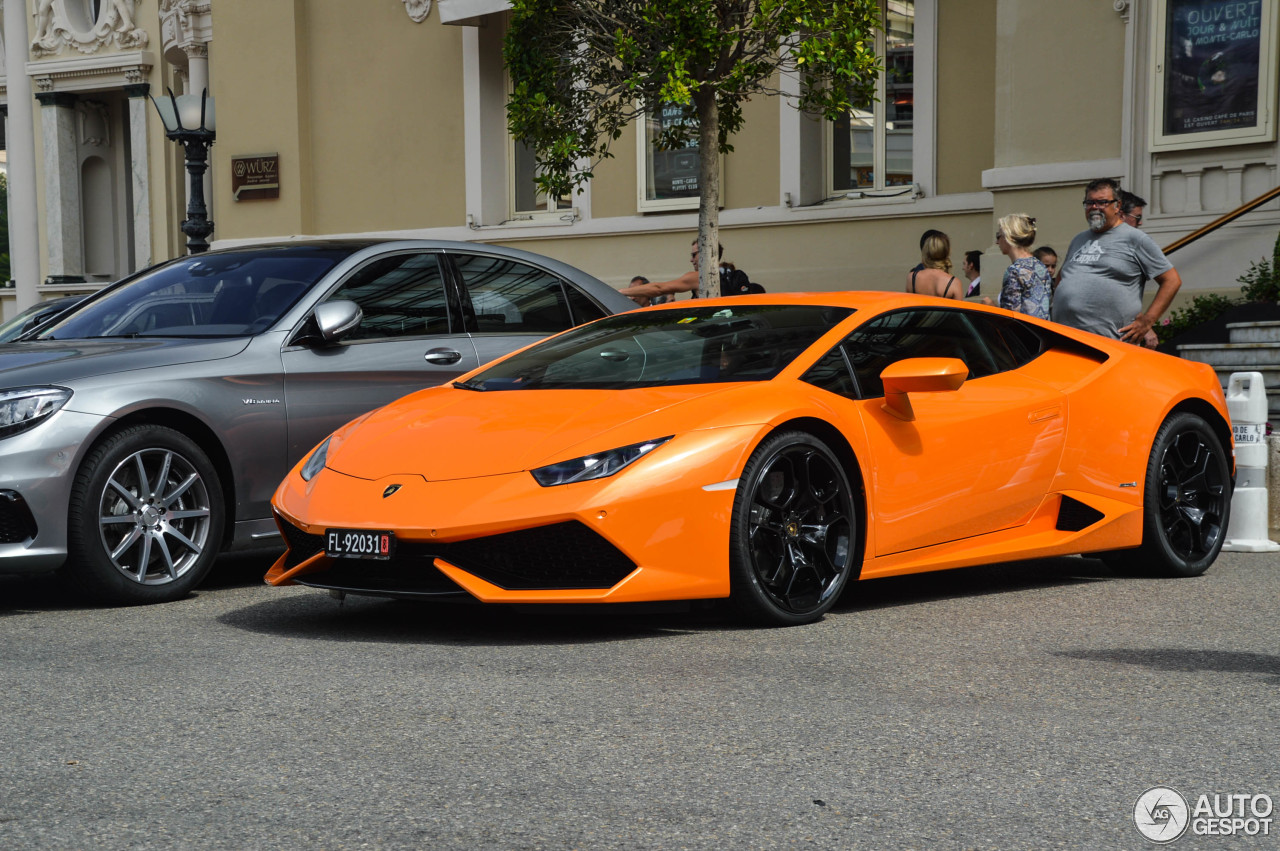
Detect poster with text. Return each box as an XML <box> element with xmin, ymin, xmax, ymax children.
<box><xmin>1163</xmin><ymin>0</ymin><xmax>1264</xmax><ymax>136</ymax></box>
<box><xmin>646</xmin><ymin>104</ymin><xmax>700</xmax><ymax>201</ymax></box>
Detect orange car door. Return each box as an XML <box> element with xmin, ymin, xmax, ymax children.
<box><xmin>839</xmin><ymin>308</ymin><xmax>1067</xmax><ymax>556</ymax></box>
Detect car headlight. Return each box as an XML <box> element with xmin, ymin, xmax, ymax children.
<box><xmin>297</xmin><ymin>410</ymin><xmax>380</xmax><ymax>482</ymax></box>
<box><xmin>300</xmin><ymin>437</ymin><xmax>331</xmax><ymax>482</ymax></box>
<box><xmin>0</xmin><ymin>387</ymin><xmax>72</xmax><ymax>439</ymax></box>
<box><xmin>531</xmin><ymin>436</ymin><xmax>672</xmax><ymax>487</ymax></box>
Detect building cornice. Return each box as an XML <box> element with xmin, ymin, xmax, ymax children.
<box><xmin>981</xmin><ymin>159</ymin><xmax>1125</xmax><ymax>191</ymax></box>
<box><xmin>26</xmin><ymin>50</ymin><xmax>155</xmax><ymax>93</ymax></box>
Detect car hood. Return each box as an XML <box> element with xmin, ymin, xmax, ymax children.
<box><xmin>0</xmin><ymin>337</ymin><xmax>252</xmax><ymax>386</ymax></box>
<box><xmin>325</xmin><ymin>383</ymin><xmax>757</xmax><ymax>481</ymax></box>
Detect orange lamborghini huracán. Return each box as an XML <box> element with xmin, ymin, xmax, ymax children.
<box><xmin>267</xmin><ymin>292</ymin><xmax>1233</xmax><ymax>626</ymax></box>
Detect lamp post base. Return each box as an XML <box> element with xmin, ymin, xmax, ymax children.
<box><xmin>181</xmin><ymin>217</ymin><xmax>216</xmax><ymax>255</ymax></box>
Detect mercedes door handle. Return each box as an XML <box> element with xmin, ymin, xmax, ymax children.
<box><xmin>425</xmin><ymin>348</ymin><xmax>463</xmax><ymax>365</ymax></box>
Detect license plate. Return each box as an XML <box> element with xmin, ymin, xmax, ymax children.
<box><xmin>325</xmin><ymin>529</ymin><xmax>395</xmax><ymax>559</ymax></box>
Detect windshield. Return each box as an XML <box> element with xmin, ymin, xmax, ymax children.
<box><xmin>0</xmin><ymin>297</ymin><xmax>82</xmax><ymax>343</ymax></box>
<box><xmin>458</xmin><ymin>304</ymin><xmax>854</xmax><ymax>391</ymax></box>
<box><xmin>35</xmin><ymin>248</ymin><xmax>355</xmax><ymax>340</ymax></box>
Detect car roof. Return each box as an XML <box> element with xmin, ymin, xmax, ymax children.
<box><xmin>198</xmin><ymin>238</ymin><xmax>626</xmax><ymax>296</ymax></box>
<box><xmin>641</xmin><ymin>290</ymin><xmax>1135</xmax><ymax>354</ymax></box>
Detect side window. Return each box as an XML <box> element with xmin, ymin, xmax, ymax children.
<box><xmin>802</xmin><ymin>347</ymin><xmax>858</xmax><ymax>398</ymax></box>
<box><xmin>970</xmin><ymin>312</ymin><xmax>1045</xmax><ymax>369</ymax></box>
<box><xmin>452</xmin><ymin>253</ymin><xmax>573</xmax><ymax>333</ymax></box>
<box><xmin>562</xmin><ymin>284</ymin><xmax>609</xmax><ymax>326</ymax></box>
<box><xmin>843</xmin><ymin>309</ymin><xmax>996</xmax><ymax>398</ymax></box>
<box><xmin>326</xmin><ymin>253</ymin><xmax>450</xmax><ymax>341</ymax></box>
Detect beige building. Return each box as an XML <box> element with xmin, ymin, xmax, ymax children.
<box><xmin>2</xmin><ymin>0</ymin><xmax>1278</xmax><ymax>321</ymax></box>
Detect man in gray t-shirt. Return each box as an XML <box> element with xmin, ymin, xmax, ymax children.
<box><xmin>1052</xmin><ymin>178</ymin><xmax>1182</xmax><ymax>346</ymax></box>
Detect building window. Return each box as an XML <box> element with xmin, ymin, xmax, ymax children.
<box><xmin>510</xmin><ymin>137</ymin><xmax>571</xmax><ymax>219</ymax></box>
<box><xmin>636</xmin><ymin>103</ymin><xmax>705</xmax><ymax>212</ymax></box>
<box><xmin>828</xmin><ymin>1</ymin><xmax>915</xmax><ymax>197</ymax></box>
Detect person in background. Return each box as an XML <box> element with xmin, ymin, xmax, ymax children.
<box><xmin>910</xmin><ymin>229</ymin><xmax>944</xmax><ymax>273</ymax></box>
<box><xmin>1052</xmin><ymin>177</ymin><xmax>1180</xmax><ymax>346</ymax></box>
<box><xmin>1034</xmin><ymin>246</ymin><xmax>1058</xmax><ymax>278</ymax></box>
<box><xmin>1118</xmin><ymin>190</ymin><xmax>1158</xmax><ymax>347</ymax></box>
<box><xmin>629</xmin><ymin>275</ymin><xmax>667</xmax><ymax>306</ymax></box>
<box><xmin>620</xmin><ymin>239</ymin><xmax>716</xmax><ymax>305</ymax></box>
<box><xmin>1120</xmin><ymin>190</ymin><xmax>1146</xmax><ymax>229</ymax></box>
<box><xmin>906</xmin><ymin>231</ymin><xmax>963</xmax><ymax>299</ymax></box>
<box><xmin>962</xmin><ymin>250</ymin><xmax>982</xmax><ymax>297</ymax></box>
<box><xmin>994</xmin><ymin>214</ymin><xmax>1052</xmax><ymax>319</ymax></box>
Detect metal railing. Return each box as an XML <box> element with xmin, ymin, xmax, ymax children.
<box><xmin>1163</xmin><ymin>184</ymin><xmax>1280</xmax><ymax>255</ymax></box>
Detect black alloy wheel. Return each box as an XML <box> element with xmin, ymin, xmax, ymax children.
<box><xmin>1135</xmin><ymin>412</ymin><xmax>1230</xmax><ymax>577</ymax></box>
<box><xmin>730</xmin><ymin>431</ymin><xmax>857</xmax><ymax>626</ymax></box>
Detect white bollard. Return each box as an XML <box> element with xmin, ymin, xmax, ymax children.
<box><xmin>1222</xmin><ymin>371</ymin><xmax>1280</xmax><ymax>552</ymax></box>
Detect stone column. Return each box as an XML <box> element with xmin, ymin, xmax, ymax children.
<box><xmin>3</xmin><ymin>0</ymin><xmax>43</xmax><ymax>308</ymax></box>
<box><xmin>36</xmin><ymin>92</ymin><xmax>84</xmax><ymax>282</ymax></box>
<box><xmin>125</xmin><ymin>83</ymin><xmax>153</xmax><ymax>270</ymax></box>
<box><xmin>186</xmin><ymin>44</ymin><xmax>210</xmax><ymax>97</ymax></box>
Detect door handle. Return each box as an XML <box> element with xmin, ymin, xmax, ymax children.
<box><xmin>425</xmin><ymin>348</ymin><xmax>463</xmax><ymax>365</ymax></box>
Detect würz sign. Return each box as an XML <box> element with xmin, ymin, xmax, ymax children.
<box><xmin>231</xmin><ymin>154</ymin><xmax>280</xmax><ymax>200</ymax></box>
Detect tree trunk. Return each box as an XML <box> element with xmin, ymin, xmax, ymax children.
<box><xmin>694</xmin><ymin>88</ymin><xmax>720</xmax><ymax>298</ymax></box>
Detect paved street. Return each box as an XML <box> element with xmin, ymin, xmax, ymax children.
<box><xmin>2</xmin><ymin>550</ymin><xmax>1278</xmax><ymax>850</ymax></box>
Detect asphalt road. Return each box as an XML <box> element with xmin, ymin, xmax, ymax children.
<box><xmin>2</xmin><ymin>550</ymin><xmax>1278</xmax><ymax>850</ymax></box>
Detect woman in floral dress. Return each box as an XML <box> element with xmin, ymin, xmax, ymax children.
<box><xmin>994</xmin><ymin>213</ymin><xmax>1051</xmax><ymax>319</ymax></box>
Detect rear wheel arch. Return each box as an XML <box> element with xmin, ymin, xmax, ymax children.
<box><xmin>1168</xmin><ymin>398</ymin><xmax>1234</xmax><ymax>479</ymax></box>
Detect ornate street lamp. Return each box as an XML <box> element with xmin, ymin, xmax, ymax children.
<box><xmin>151</xmin><ymin>88</ymin><xmax>216</xmax><ymax>254</ymax></box>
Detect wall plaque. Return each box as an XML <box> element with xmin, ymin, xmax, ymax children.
<box><xmin>231</xmin><ymin>153</ymin><xmax>280</xmax><ymax>200</ymax></box>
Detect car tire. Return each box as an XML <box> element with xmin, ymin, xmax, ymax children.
<box><xmin>1129</xmin><ymin>412</ymin><xmax>1231</xmax><ymax>577</ymax></box>
<box><xmin>729</xmin><ymin>431</ymin><xmax>857</xmax><ymax>626</ymax></box>
<box><xmin>62</xmin><ymin>425</ymin><xmax>225</xmax><ymax>604</ymax></box>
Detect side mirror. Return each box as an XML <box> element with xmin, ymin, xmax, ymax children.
<box><xmin>313</xmin><ymin>300</ymin><xmax>362</xmax><ymax>343</ymax></box>
<box><xmin>880</xmin><ymin>357</ymin><xmax>968</xmax><ymax>421</ymax></box>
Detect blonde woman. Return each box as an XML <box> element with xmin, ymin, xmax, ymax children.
<box><xmin>906</xmin><ymin>232</ymin><xmax>962</xmax><ymax>299</ymax></box>
<box><xmin>995</xmin><ymin>213</ymin><xmax>1051</xmax><ymax>318</ymax></box>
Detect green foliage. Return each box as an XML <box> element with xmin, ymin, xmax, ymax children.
<box><xmin>1155</xmin><ymin>229</ymin><xmax>1280</xmax><ymax>344</ymax></box>
<box><xmin>504</xmin><ymin>0</ymin><xmax>884</xmax><ymax>200</ymax></box>
<box><xmin>1237</xmin><ymin>228</ymin><xmax>1280</xmax><ymax>302</ymax></box>
<box><xmin>1157</xmin><ymin>293</ymin><xmax>1238</xmax><ymax>344</ymax></box>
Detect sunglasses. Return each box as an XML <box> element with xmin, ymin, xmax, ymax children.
<box><xmin>1083</xmin><ymin>198</ymin><xmax>1118</xmax><ymax>208</ymax></box>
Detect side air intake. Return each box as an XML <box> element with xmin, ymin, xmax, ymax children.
<box><xmin>1056</xmin><ymin>495</ymin><xmax>1105</xmax><ymax>532</ymax></box>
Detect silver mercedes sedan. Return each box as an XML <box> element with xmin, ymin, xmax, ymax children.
<box><xmin>0</xmin><ymin>239</ymin><xmax>635</xmax><ymax>604</ymax></box>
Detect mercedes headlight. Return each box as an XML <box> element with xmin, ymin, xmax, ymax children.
<box><xmin>300</xmin><ymin>437</ymin><xmax>331</xmax><ymax>482</ymax></box>
<box><xmin>531</xmin><ymin>436</ymin><xmax>672</xmax><ymax>487</ymax></box>
<box><xmin>0</xmin><ymin>387</ymin><xmax>72</xmax><ymax>439</ymax></box>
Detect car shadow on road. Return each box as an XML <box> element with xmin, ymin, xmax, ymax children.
<box><xmin>0</xmin><ymin>548</ymin><xmax>287</xmax><ymax>615</ymax></box>
<box><xmin>1055</xmin><ymin>648</ymin><xmax>1280</xmax><ymax>685</ymax></box>
<box><xmin>0</xmin><ymin>573</ymin><xmax>81</xmax><ymax>614</ymax></box>
<box><xmin>832</xmin><ymin>555</ymin><xmax>1113</xmax><ymax>614</ymax></box>
<box><xmin>217</xmin><ymin>592</ymin><xmax>719</xmax><ymax>646</ymax></box>
<box><xmin>216</xmin><ymin>555</ymin><xmax>1115</xmax><ymax>647</ymax></box>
